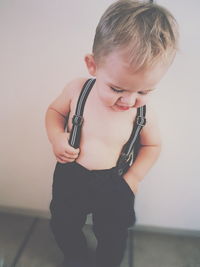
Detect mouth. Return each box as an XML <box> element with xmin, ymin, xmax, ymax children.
<box><xmin>115</xmin><ymin>104</ymin><xmax>131</xmax><ymax>111</ymax></box>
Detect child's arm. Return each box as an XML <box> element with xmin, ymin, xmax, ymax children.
<box><xmin>45</xmin><ymin>78</ymin><xmax>85</xmax><ymax>163</ymax></box>
<box><xmin>123</xmin><ymin>105</ymin><xmax>162</xmax><ymax>194</ymax></box>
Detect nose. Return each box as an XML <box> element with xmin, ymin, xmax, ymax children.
<box><xmin>120</xmin><ymin>93</ymin><xmax>137</xmax><ymax>107</ymax></box>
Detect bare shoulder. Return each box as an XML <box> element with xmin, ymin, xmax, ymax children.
<box><xmin>145</xmin><ymin>103</ymin><xmax>158</xmax><ymax>124</ymax></box>
<box><xmin>48</xmin><ymin>77</ymin><xmax>88</xmax><ymax>117</ymax></box>
<box><xmin>62</xmin><ymin>77</ymin><xmax>89</xmax><ymax>100</ymax></box>
<box><xmin>62</xmin><ymin>77</ymin><xmax>87</xmax><ymax>101</ymax></box>
<box><xmin>140</xmin><ymin>103</ymin><xmax>161</xmax><ymax>146</ymax></box>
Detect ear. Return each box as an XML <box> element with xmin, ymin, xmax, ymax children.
<box><xmin>84</xmin><ymin>54</ymin><xmax>97</xmax><ymax>76</ymax></box>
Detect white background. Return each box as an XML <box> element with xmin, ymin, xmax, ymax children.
<box><xmin>0</xmin><ymin>0</ymin><xmax>199</xmax><ymax>231</ymax></box>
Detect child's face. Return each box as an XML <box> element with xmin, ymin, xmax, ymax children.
<box><xmin>85</xmin><ymin>49</ymin><xmax>171</xmax><ymax>111</ymax></box>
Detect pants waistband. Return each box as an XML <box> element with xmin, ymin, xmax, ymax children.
<box><xmin>71</xmin><ymin>161</ymin><xmax>118</xmax><ymax>175</ymax></box>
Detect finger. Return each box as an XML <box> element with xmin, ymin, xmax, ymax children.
<box><xmin>58</xmin><ymin>155</ymin><xmax>75</xmax><ymax>162</ymax></box>
<box><xmin>56</xmin><ymin>156</ymin><xmax>67</xmax><ymax>163</ymax></box>
<box><xmin>67</xmin><ymin>145</ymin><xmax>80</xmax><ymax>155</ymax></box>
<box><xmin>63</xmin><ymin>151</ymin><xmax>78</xmax><ymax>158</ymax></box>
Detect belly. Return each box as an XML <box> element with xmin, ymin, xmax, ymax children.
<box><xmin>76</xmin><ymin>139</ymin><xmax>122</xmax><ymax>170</ymax></box>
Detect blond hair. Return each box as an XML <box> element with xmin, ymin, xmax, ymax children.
<box><xmin>92</xmin><ymin>0</ymin><xmax>179</xmax><ymax>70</ymax></box>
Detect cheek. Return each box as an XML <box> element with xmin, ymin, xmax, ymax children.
<box><xmin>98</xmin><ymin>85</ymin><xmax>118</xmax><ymax>106</ymax></box>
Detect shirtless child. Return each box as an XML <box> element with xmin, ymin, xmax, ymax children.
<box><xmin>45</xmin><ymin>1</ymin><xmax>179</xmax><ymax>266</ymax></box>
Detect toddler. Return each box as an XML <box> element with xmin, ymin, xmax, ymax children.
<box><xmin>45</xmin><ymin>1</ymin><xmax>179</xmax><ymax>266</ymax></box>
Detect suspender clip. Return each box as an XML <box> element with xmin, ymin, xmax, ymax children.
<box><xmin>72</xmin><ymin>115</ymin><xmax>84</xmax><ymax>126</ymax></box>
<box><xmin>136</xmin><ymin>116</ymin><xmax>146</xmax><ymax>126</ymax></box>
<box><xmin>117</xmin><ymin>152</ymin><xmax>131</xmax><ymax>176</ymax></box>
<box><xmin>119</xmin><ymin>152</ymin><xmax>130</xmax><ymax>163</ymax></box>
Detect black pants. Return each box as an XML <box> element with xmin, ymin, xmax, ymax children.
<box><xmin>50</xmin><ymin>162</ymin><xmax>136</xmax><ymax>267</ymax></box>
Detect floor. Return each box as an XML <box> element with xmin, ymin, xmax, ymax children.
<box><xmin>0</xmin><ymin>212</ymin><xmax>200</xmax><ymax>267</ymax></box>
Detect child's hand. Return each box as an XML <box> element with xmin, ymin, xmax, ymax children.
<box><xmin>51</xmin><ymin>132</ymin><xmax>80</xmax><ymax>163</ymax></box>
<box><xmin>123</xmin><ymin>173</ymin><xmax>139</xmax><ymax>195</ymax></box>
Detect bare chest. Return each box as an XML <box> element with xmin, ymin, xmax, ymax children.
<box><xmin>68</xmin><ymin>91</ymin><xmax>136</xmax><ymax>148</ymax></box>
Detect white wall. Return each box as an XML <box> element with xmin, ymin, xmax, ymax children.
<box><xmin>0</xmin><ymin>0</ymin><xmax>199</xmax><ymax>231</ymax></box>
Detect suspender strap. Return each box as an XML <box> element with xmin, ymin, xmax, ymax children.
<box><xmin>117</xmin><ymin>105</ymin><xmax>146</xmax><ymax>175</ymax></box>
<box><xmin>68</xmin><ymin>78</ymin><xmax>96</xmax><ymax>148</ymax></box>
<box><xmin>123</xmin><ymin>105</ymin><xmax>146</xmax><ymax>155</ymax></box>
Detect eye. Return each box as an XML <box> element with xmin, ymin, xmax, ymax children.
<box><xmin>138</xmin><ymin>90</ymin><xmax>151</xmax><ymax>95</ymax></box>
<box><xmin>111</xmin><ymin>87</ymin><xmax>124</xmax><ymax>93</ymax></box>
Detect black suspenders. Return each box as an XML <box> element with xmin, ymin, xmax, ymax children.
<box><xmin>68</xmin><ymin>78</ymin><xmax>146</xmax><ymax>175</ymax></box>
<box><xmin>68</xmin><ymin>78</ymin><xmax>96</xmax><ymax>148</ymax></box>
<box><xmin>116</xmin><ymin>105</ymin><xmax>146</xmax><ymax>175</ymax></box>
